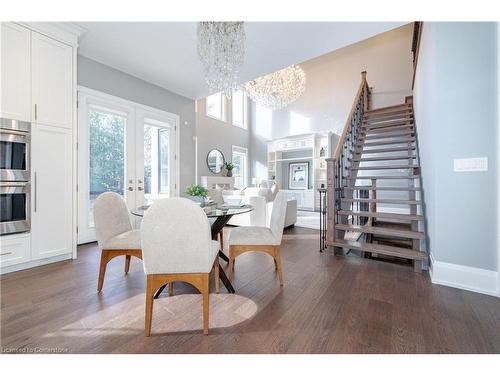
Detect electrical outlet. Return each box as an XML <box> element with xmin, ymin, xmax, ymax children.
<box><xmin>453</xmin><ymin>157</ymin><xmax>488</xmax><ymax>172</ymax></box>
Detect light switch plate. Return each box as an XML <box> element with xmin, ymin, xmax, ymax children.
<box><xmin>453</xmin><ymin>157</ymin><xmax>488</xmax><ymax>172</ymax></box>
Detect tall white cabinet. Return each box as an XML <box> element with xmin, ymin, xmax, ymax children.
<box><xmin>0</xmin><ymin>22</ymin><xmax>82</xmax><ymax>274</ymax></box>
<box><xmin>0</xmin><ymin>23</ymin><xmax>31</xmax><ymax>121</ymax></box>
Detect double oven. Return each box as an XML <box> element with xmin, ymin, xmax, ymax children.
<box><xmin>0</xmin><ymin>118</ymin><xmax>31</xmax><ymax>235</ymax></box>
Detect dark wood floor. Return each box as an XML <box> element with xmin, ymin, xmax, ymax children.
<box><xmin>1</xmin><ymin>226</ymin><xmax>499</xmax><ymax>354</ymax></box>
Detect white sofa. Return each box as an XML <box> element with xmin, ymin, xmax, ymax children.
<box><xmin>208</xmin><ymin>187</ymin><xmax>297</xmax><ymax>228</ymax></box>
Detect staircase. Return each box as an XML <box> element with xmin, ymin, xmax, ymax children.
<box><xmin>326</xmin><ymin>72</ymin><xmax>427</xmax><ymax>272</ymax></box>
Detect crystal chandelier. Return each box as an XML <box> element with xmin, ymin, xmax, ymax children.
<box><xmin>243</xmin><ymin>65</ymin><xmax>306</xmax><ymax>110</ymax></box>
<box><xmin>197</xmin><ymin>22</ymin><xmax>245</xmax><ymax>98</ymax></box>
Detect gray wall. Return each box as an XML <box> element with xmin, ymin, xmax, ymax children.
<box><xmin>77</xmin><ymin>56</ymin><xmax>196</xmax><ymax>193</ymax></box>
<box><xmin>195</xmin><ymin>97</ymin><xmax>250</xmax><ymax>185</ymax></box>
<box><xmin>414</xmin><ymin>22</ymin><xmax>498</xmax><ymax>271</ymax></box>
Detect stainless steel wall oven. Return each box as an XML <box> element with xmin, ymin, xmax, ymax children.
<box><xmin>0</xmin><ymin>118</ymin><xmax>31</xmax><ymax>235</ymax></box>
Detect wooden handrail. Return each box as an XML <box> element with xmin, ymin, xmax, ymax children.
<box><xmin>332</xmin><ymin>71</ymin><xmax>368</xmax><ymax>161</ymax></box>
<box><xmin>326</xmin><ymin>71</ymin><xmax>370</xmax><ymax>247</ymax></box>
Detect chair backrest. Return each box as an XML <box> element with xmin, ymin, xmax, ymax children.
<box><xmin>94</xmin><ymin>192</ymin><xmax>132</xmax><ymax>249</ymax></box>
<box><xmin>269</xmin><ymin>191</ymin><xmax>287</xmax><ymax>244</ymax></box>
<box><xmin>140</xmin><ymin>198</ymin><xmax>214</xmax><ymax>275</ymax></box>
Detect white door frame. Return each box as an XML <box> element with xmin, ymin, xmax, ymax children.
<box><xmin>77</xmin><ymin>86</ymin><xmax>180</xmax><ymax>244</ymax></box>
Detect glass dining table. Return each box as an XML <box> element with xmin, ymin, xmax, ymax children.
<box><xmin>131</xmin><ymin>202</ymin><xmax>253</xmax><ymax>296</ymax></box>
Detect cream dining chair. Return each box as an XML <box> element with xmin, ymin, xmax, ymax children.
<box><xmin>140</xmin><ymin>198</ymin><xmax>220</xmax><ymax>336</ymax></box>
<box><xmin>93</xmin><ymin>192</ymin><xmax>142</xmax><ymax>292</ymax></box>
<box><xmin>227</xmin><ymin>191</ymin><xmax>287</xmax><ymax>286</ymax></box>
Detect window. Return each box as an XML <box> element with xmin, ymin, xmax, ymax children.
<box><xmin>206</xmin><ymin>92</ymin><xmax>226</xmax><ymax>121</ymax></box>
<box><xmin>232</xmin><ymin>146</ymin><xmax>248</xmax><ymax>189</ymax></box>
<box><xmin>290</xmin><ymin>111</ymin><xmax>311</xmax><ymax>135</ymax></box>
<box><xmin>232</xmin><ymin>90</ymin><xmax>248</xmax><ymax>129</ymax></box>
<box><xmin>143</xmin><ymin>119</ymin><xmax>171</xmax><ymax>202</ymax></box>
<box><xmin>255</xmin><ymin>104</ymin><xmax>272</xmax><ymax>139</ymax></box>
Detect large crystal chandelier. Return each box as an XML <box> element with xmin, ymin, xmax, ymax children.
<box><xmin>197</xmin><ymin>22</ymin><xmax>245</xmax><ymax>98</ymax></box>
<box><xmin>243</xmin><ymin>65</ymin><xmax>306</xmax><ymax>110</ymax></box>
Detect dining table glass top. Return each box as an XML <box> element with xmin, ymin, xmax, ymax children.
<box><xmin>131</xmin><ymin>202</ymin><xmax>253</xmax><ymax>218</ymax></box>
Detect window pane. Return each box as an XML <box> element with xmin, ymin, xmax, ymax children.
<box><xmin>88</xmin><ymin>110</ymin><xmax>126</xmax><ymax>227</ymax></box>
<box><xmin>232</xmin><ymin>90</ymin><xmax>244</xmax><ymax>127</ymax></box>
<box><xmin>232</xmin><ymin>150</ymin><xmax>247</xmax><ymax>189</ymax></box>
<box><xmin>144</xmin><ymin>124</ymin><xmax>170</xmax><ymax>203</ymax></box>
<box><xmin>206</xmin><ymin>92</ymin><xmax>223</xmax><ymax>120</ymax></box>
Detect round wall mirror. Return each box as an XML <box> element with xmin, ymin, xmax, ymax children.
<box><xmin>207</xmin><ymin>149</ymin><xmax>225</xmax><ymax>174</ymax></box>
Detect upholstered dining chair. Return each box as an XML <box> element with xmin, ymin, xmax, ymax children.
<box><xmin>93</xmin><ymin>192</ymin><xmax>142</xmax><ymax>292</ymax></box>
<box><xmin>227</xmin><ymin>191</ymin><xmax>287</xmax><ymax>286</ymax></box>
<box><xmin>141</xmin><ymin>198</ymin><xmax>220</xmax><ymax>336</ymax></box>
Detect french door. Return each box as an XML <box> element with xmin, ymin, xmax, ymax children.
<box><xmin>77</xmin><ymin>88</ymin><xmax>179</xmax><ymax>244</ymax></box>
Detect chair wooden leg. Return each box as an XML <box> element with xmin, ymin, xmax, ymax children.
<box><xmin>97</xmin><ymin>251</ymin><xmax>109</xmax><ymax>292</ymax></box>
<box><xmin>124</xmin><ymin>255</ymin><xmax>131</xmax><ymax>274</ymax></box>
<box><xmin>227</xmin><ymin>246</ymin><xmax>235</xmax><ymax>281</ymax></box>
<box><xmin>219</xmin><ymin>231</ymin><xmax>224</xmax><ymax>251</ymax></box>
<box><xmin>273</xmin><ymin>247</ymin><xmax>284</xmax><ymax>286</ymax></box>
<box><xmin>168</xmin><ymin>283</ymin><xmax>174</xmax><ymax>296</ymax></box>
<box><xmin>214</xmin><ymin>255</ymin><xmax>220</xmax><ymax>293</ymax></box>
<box><xmin>145</xmin><ymin>275</ymin><xmax>155</xmax><ymax>336</ymax></box>
<box><xmin>201</xmin><ymin>274</ymin><xmax>210</xmax><ymax>335</ymax></box>
<box><xmin>273</xmin><ymin>258</ymin><xmax>278</xmax><ymax>270</ymax></box>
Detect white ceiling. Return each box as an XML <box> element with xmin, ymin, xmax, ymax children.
<box><xmin>77</xmin><ymin>22</ymin><xmax>407</xmax><ymax>100</ymax></box>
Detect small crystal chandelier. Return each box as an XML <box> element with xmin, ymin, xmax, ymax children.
<box><xmin>243</xmin><ymin>65</ymin><xmax>306</xmax><ymax>110</ymax></box>
<box><xmin>197</xmin><ymin>22</ymin><xmax>245</xmax><ymax>98</ymax></box>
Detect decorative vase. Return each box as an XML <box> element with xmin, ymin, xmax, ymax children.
<box><xmin>227</xmin><ymin>170</ymin><xmax>233</xmax><ymax>177</ymax></box>
<box><xmin>188</xmin><ymin>195</ymin><xmax>205</xmax><ymax>206</ymax></box>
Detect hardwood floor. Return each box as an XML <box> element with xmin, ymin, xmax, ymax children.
<box><xmin>1</xmin><ymin>226</ymin><xmax>499</xmax><ymax>354</ymax></box>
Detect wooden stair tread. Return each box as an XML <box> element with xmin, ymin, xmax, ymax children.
<box><xmin>355</xmin><ymin>146</ymin><xmax>416</xmax><ymax>154</ymax></box>
<box><xmin>349</xmin><ymin>164</ymin><xmax>419</xmax><ymax>170</ymax></box>
<box><xmin>338</xmin><ymin>210</ymin><xmax>424</xmax><ymax>221</ymax></box>
<box><xmin>330</xmin><ymin>239</ymin><xmax>426</xmax><ymax>261</ymax></box>
<box><xmin>350</xmin><ymin>155</ymin><xmax>417</xmax><ymax>162</ymax></box>
<box><xmin>361</xmin><ymin>132</ymin><xmax>414</xmax><ymax>140</ymax></box>
<box><xmin>359</xmin><ymin>139</ymin><xmax>415</xmax><ymax>147</ymax></box>
<box><xmin>341</xmin><ymin>197</ymin><xmax>422</xmax><ymax>204</ymax></box>
<box><xmin>362</xmin><ymin>117</ymin><xmax>413</xmax><ymax>127</ymax></box>
<box><xmin>363</xmin><ymin>113</ymin><xmax>414</xmax><ymax>122</ymax></box>
<box><xmin>363</xmin><ymin>120</ymin><xmax>414</xmax><ymax>129</ymax></box>
<box><xmin>364</xmin><ymin>104</ymin><xmax>411</xmax><ymax>113</ymax></box>
<box><xmin>343</xmin><ymin>186</ymin><xmax>421</xmax><ymax>191</ymax></box>
<box><xmin>335</xmin><ymin>224</ymin><xmax>425</xmax><ymax>240</ymax></box>
<box><xmin>361</xmin><ymin>125</ymin><xmax>414</xmax><ymax>133</ymax></box>
<box><xmin>345</xmin><ymin>175</ymin><xmax>419</xmax><ymax>180</ymax></box>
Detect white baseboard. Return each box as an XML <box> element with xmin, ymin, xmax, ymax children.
<box><xmin>429</xmin><ymin>254</ymin><xmax>499</xmax><ymax>297</ymax></box>
<box><xmin>0</xmin><ymin>253</ymin><xmax>72</xmax><ymax>275</ymax></box>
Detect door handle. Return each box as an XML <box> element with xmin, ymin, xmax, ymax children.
<box><xmin>128</xmin><ymin>187</ymin><xmax>134</xmax><ymax>191</ymax></box>
<box><xmin>137</xmin><ymin>187</ymin><xmax>144</xmax><ymax>191</ymax></box>
<box><xmin>0</xmin><ymin>252</ymin><xmax>13</xmax><ymax>256</ymax></box>
<box><xmin>34</xmin><ymin>104</ymin><xmax>38</xmax><ymax>121</ymax></box>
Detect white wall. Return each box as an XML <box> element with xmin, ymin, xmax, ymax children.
<box><xmin>257</xmin><ymin>23</ymin><xmax>414</xmax><ymax>140</ymax></box>
<box><xmin>250</xmin><ymin>24</ymin><xmax>414</xmax><ymax>185</ymax></box>
<box><xmin>414</xmin><ymin>22</ymin><xmax>499</xmax><ymax>296</ymax></box>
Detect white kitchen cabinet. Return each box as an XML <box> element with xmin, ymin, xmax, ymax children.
<box><xmin>31</xmin><ymin>32</ymin><xmax>73</xmax><ymax>129</ymax></box>
<box><xmin>0</xmin><ymin>233</ymin><xmax>31</xmax><ymax>267</ymax></box>
<box><xmin>31</xmin><ymin>124</ymin><xmax>73</xmax><ymax>260</ymax></box>
<box><xmin>0</xmin><ymin>23</ymin><xmax>31</xmax><ymax>121</ymax></box>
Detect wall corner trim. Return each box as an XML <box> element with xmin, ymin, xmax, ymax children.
<box><xmin>429</xmin><ymin>254</ymin><xmax>499</xmax><ymax>297</ymax></box>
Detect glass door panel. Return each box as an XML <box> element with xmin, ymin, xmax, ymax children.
<box><xmin>88</xmin><ymin>109</ymin><xmax>126</xmax><ymax>227</ymax></box>
<box><xmin>137</xmin><ymin>115</ymin><xmax>175</xmax><ymax>206</ymax></box>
